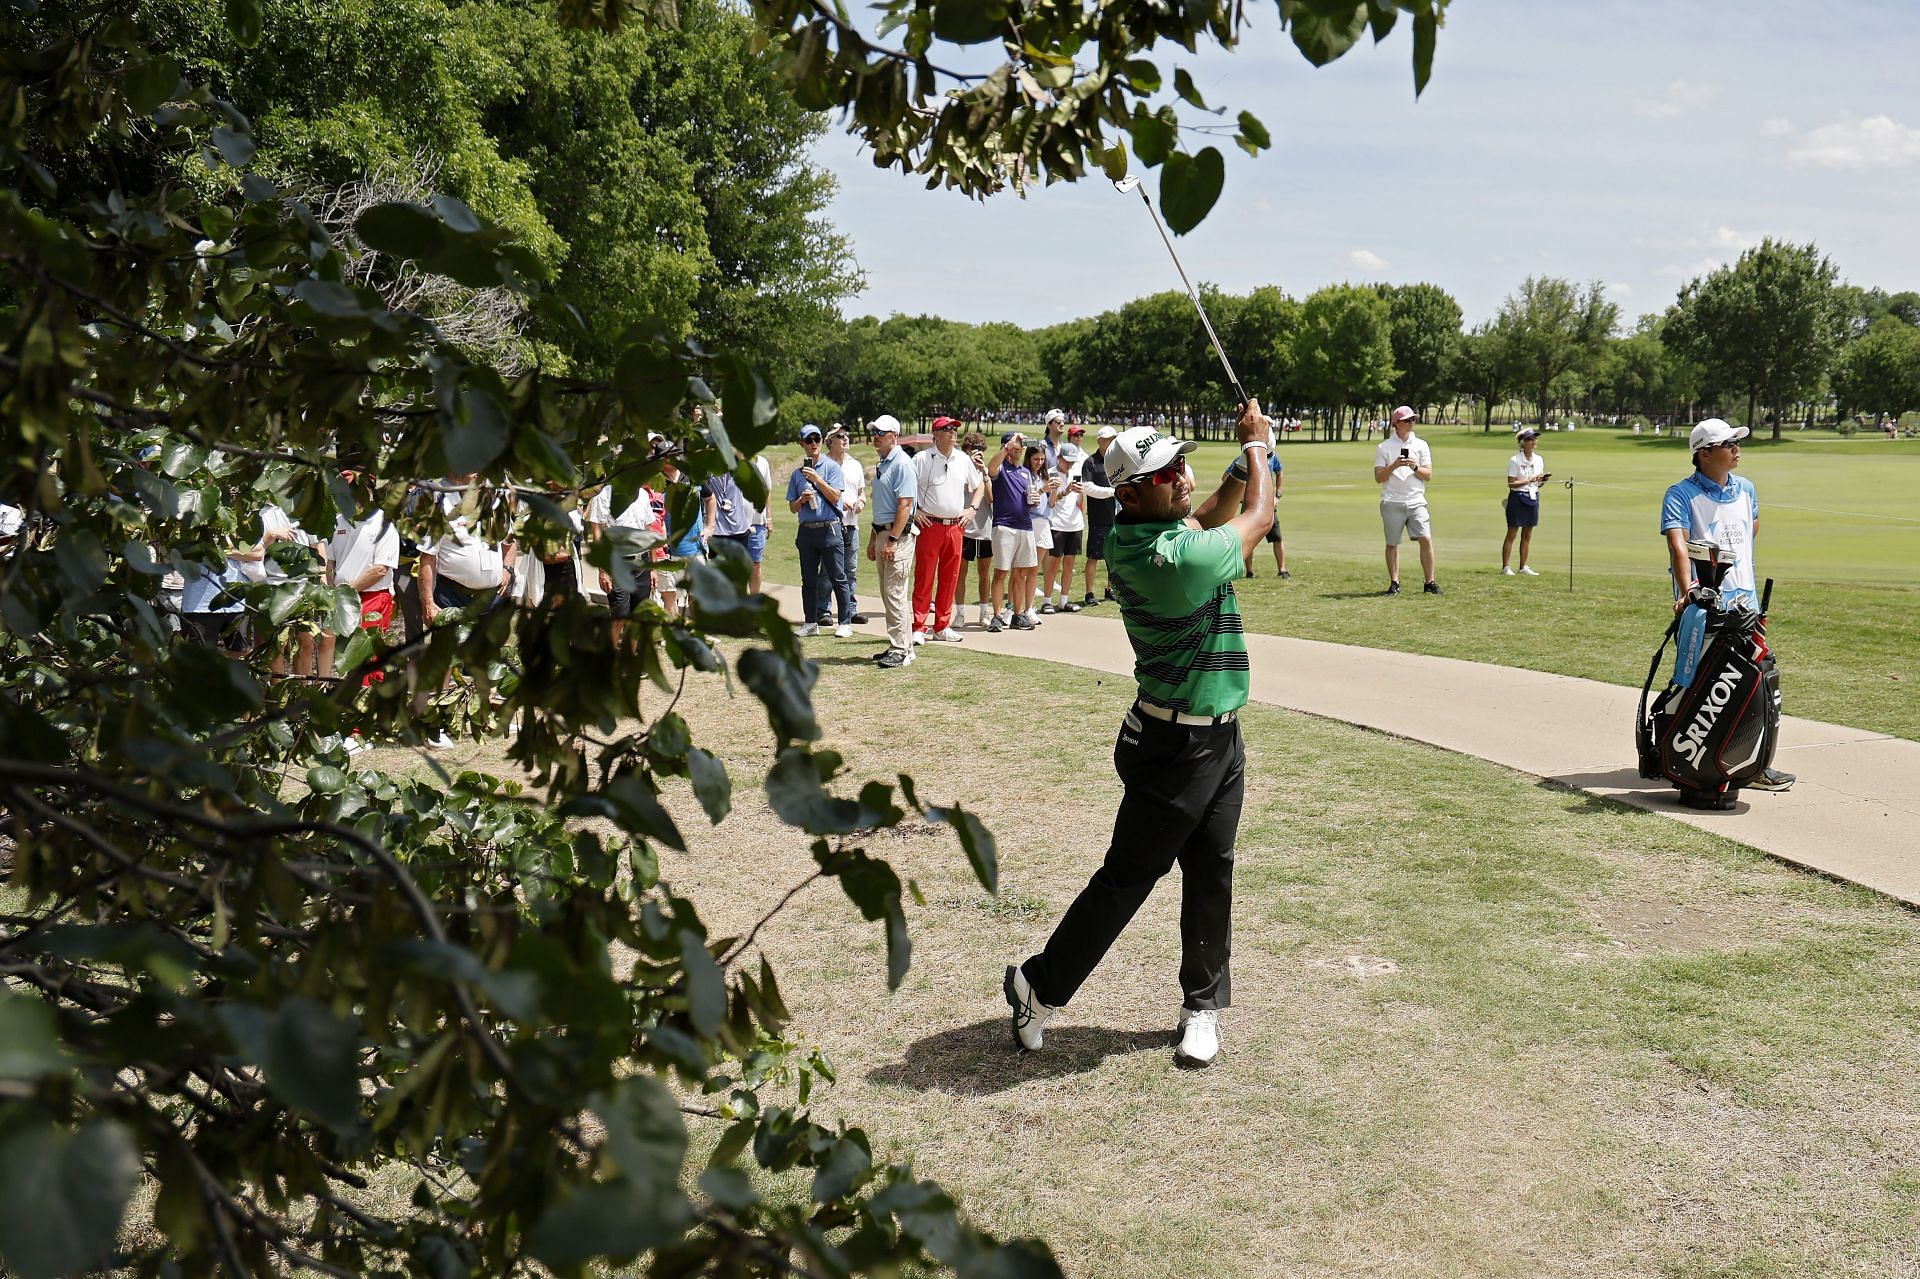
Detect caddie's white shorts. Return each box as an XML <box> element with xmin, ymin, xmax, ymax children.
<box><xmin>991</xmin><ymin>526</ymin><xmax>1038</xmax><ymax>570</ymax></box>
<box><xmin>1380</xmin><ymin>501</ymin><xmax>1432</xmax><ymax>545</ymax></box>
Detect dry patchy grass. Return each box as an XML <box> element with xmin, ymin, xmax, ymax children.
<box><xmin>364</xmin><ymin>639</ymin><xmax>1920</xmax><ymax>1278</ymax></box>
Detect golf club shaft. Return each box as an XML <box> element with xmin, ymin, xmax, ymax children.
<box><xmin>1133</xmin><ymin>187</ymin><xmax>1249</xmax><ymax>407</ymax></box>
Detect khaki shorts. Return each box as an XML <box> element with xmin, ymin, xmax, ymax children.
<box><xmin>991</xmin><ymin>526</ymin><xmax>1038</xmax><ymax>570</ymax></box>
<box><xmin>1381</xmin><ymin>501</ymin><xmax>1432</xmax><ymax>545</ymax></box>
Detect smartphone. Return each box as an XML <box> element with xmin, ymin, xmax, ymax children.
<box><xmin>1400</xmin><ymin>448</ymin><xmax>1410</xmax><ymax>458</ymax></box>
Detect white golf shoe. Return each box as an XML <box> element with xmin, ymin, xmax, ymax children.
<box><xmin>1175</xmin><ymin>1007</ymin><xmax>1219</xmax><ymax>1068</ymax></box>
<box><xmin>835</xmin><ymin>623</ymin><xmax>854</xmax><ymax>638</ymax></box>
<box><xmin>797</xmin><ymin>623</ymin><xmax>819</xmax><ymax>637</ymax></box>
<box><xmin>1003</xmin><ymin>965</ymin><xmax>1055</xmax><ymax>1052</ymax></box>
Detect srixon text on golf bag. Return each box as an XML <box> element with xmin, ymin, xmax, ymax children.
<box><xmin>1636</xmin><ymin>541</ymin><xmax>1782</xmax><ymax>810</ymax></box>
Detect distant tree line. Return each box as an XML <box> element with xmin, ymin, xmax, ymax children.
<box><xmin>795</xmin><ymin>244</ymin><xmax>1920</xmax><ymax>442</ymax></box>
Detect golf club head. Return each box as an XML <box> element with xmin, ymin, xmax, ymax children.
<box><xmin>1113</xmin><ymin>176</ymin><xmax>1142</xmax><ymax>194</ymax></box>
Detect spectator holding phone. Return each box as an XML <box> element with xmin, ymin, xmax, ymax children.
<box><xmin>1372</xmin><ymin>405</ymin><xmax>1438</xmax><ymax>596</ymax></box>
<box><xmin>1502</xmin><ymin>427</ymin><xmax>1547</xmax><ymax>576</ymax></box>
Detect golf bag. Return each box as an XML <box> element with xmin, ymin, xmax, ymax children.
<box><xmin>1635</xmin><ymin>543</ymin><xmax>1781</xmax><ymax>810</ymax></box>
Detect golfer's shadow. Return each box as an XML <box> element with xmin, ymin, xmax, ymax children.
<box><xmin>867</xmin><ymin>1018</ymin><xmax>1172</xmax><ymax>1095</ymax></box>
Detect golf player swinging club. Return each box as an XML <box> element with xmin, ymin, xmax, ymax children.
<box><xmin>1005</xmin><ymin>396</ymin><xmax>1275</xmax><ymax>1069</ymax></box>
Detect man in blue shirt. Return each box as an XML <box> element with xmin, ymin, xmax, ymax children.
<box><xmin>864</xmin><ymin>417</ymin><xmax>919</xmax><ymax>668</ymax></box>
<box><xmin>786</xmin><ymin>423</ymin><xmax>851</xmax><ymax>637</ymax></box>
<box><xmin>1659</xmin><ymin>417</ymin><xmax>1793</xmax><ymax>791</ymax></box>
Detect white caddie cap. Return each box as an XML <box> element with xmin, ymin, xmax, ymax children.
<box><xmin>1104</xmin><ymin>425</ymin><xmax>1198</xmax><ymax>485</ymax></box>
<box><xmin>1688</xmin><ymin>418</ymin><xmax>1749</xmax><ymax>451</ymax></box>
<box><xmin>1095</xmin><ymin>426</ymin><xmax>1119</xmax><ymax>442</ymax></box>
<box><xmin>869</xmin><ymin>414</ymin><xmax>901</xmax><ymax>436</ymax></box>
<box><xmin>1045</xmin><ymin>408</ymin><xmax>1066</xmax><ymax>425</ymax></box>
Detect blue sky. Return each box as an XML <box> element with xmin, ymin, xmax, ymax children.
<box><xmin>813</xmin><ymin>0</ymin><xmax>1920</xmax><ymax>329</ymax></box>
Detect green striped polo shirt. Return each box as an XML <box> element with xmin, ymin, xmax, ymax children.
<box><xmin>1106</xmin><ymin>518</ymin><xmax>1249</xmax><ymax>717</ymax></box>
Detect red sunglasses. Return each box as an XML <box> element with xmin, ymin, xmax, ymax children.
<box><xmin>1127</xmin><ymin>460</ymin><xmax>1186</xmax><ymax>487</ymax></box>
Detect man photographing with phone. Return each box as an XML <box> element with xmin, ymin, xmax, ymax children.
<box><xmin>1374</xmin><ymin>405</ymin><xmax>1439</xmax><ymax>595</ymax></box>
<box><xmin>1005</xmin><ymin>399</ymin><xmax>1275</xmax><ymax>1070</ymax></box>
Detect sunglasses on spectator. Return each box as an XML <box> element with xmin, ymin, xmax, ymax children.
<box><xmin>1126</xmin><ymin>461</ymin><xmax>1186</xmax><ymax>487</ymax></box>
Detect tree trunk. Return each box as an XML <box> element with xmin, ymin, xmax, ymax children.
<box><xmin>1772</xmin><ymin>400</ymin><xmax>1784</xmax><ymax>442</ymax></box>
<box><xmin>1744</xmin><ymin>387</ymin><xmax>1757</xmax><ymax>433</ymax></box>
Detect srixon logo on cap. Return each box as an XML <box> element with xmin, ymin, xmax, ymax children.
<box><xmin>1671</xmin><ymin>664</ymin><xmax>1744</xmax><ymax>767</ymax></box>
<box><xmin>1136</xmin><ymin>431</ymin><xmax>1162</xmax><ymax>451</ymax></box>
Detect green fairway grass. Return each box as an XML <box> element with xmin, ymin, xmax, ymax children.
<box><xmin>755</xmin><ymin>428</ymin><xmax>1919</xmax><ymax>739</ymax></box>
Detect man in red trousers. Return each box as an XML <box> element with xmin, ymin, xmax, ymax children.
<box><xmin>910</xmin><ymin>416</ymin><xmax>984</xmax><ymax>644</ymax></box>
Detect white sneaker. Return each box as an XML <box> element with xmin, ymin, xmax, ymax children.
<box><xmin>1500</xmin><ymin>566</ymin><xmax>1515</xmax><ymax>576</ymax></box>
<box><xmin>797</xmin><ymin>623</ymin><xmax>819</xmax><ymax>637</ymax></box>
<box><xmin>835</xmin><ymin>623</ymin><xmax>853</xmax><ymax>638</ymax></box>
<box><xmin>911</xmin><ymin>631</ymin><xmax>926</xmax><ymax>646</ymax></box>
<box><xmin>932</xmin><ymin>627</ymin><xmax>963</xmax><ymax>642</ymax></box>
<box><xmin>1176</xmin><ymin>1008</ymin><xmax>1219</xmax><ymax>1068</ymax></box>
<box><xmin>1519</xmin><ymin>565</ymin><xmax>1539</xmax><ymax>576</ymax></box>
<box><xmin>343</xmin><ymin>734</ymin><xmax>369</xmax><ymax>756</ymax></box>
<box><xmin>976</xmin><ymin>606</ymin><xmax>990</xmax><ymax>626</ymax></box>
<box><xmin>427</xmin><ymin>731</ymin><xmax>455</xmax><ymax>750</ymax></box>
<box><xmin>1003</xmin><ymin>965</ymin><xmax>1055</xmax><ymax>1052</ymax></box>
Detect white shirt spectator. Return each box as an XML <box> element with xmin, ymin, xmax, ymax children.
<box><xmin>587</xmin><ymin>484</ymin><xmax>655</xmax><ymax>532</ymax></box>
<box><xmin>249</xmin><ymin>504</ymin><xmax>317</xmax><ymax>583</ymax></box>
<box><xmin>913</xmin><ymin>447</ymin><xmax>980</xmax><ymax>519</ymax></box>
<box><xmin>329</xmin><ymin>511</ymin><xmax>401</xmax><ymax>593</ymax></box>
<box><xmin>1048</xmin><ymin>468</ymin><xmax>1085</xmax><ymax>533</ymax></box>
<box><xmin>837</xmin><ymin>455</ymin><xmax>866</xmax><ymax>529</ymax></box>
<box><xmin>430</xmin><ymin>488</ymin><xmax>506</xmax><ymax>590</ymax></box>
<box><xmin>1373</xmin><ymin>433</ymin><xmax>1432</xmax><ymax>505</ymax></box>
<box><xmin>1507</xmin><ymin>450</ymin><xmax>1545</xmax><ymax>499</ymax></box>
<box><xmin>750</xmin><ymin>455</ymin><xmax>773</xmax><ymax>527</ymax></box>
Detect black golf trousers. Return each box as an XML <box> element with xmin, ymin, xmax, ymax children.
<box><xmin>1022</xmin><ymin>706</ymin><xmax>1245</xmax><ymax>1012</ymax></box>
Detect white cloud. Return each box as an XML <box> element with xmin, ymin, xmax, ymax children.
<box><xmin>1787</xmin><ymin>115</ymin><xmax>1920</xmax><ymax>169</ymax></box>
<box><xmin>1348</xmin><ymin>249</ymin><xmax>1389</xmax><ymax>273</ymax></box>
<box><xmin>1659</xmin><ymin>257</ymin><xmax>1730</xmax><ymax>280</ymax></box>
<box><xmin>1706</xmin><ymin>225</ymin><xmax>1760</xmax><ymax>252</ymax></box>
<box><xmin>1605</xmin><ymin>281</ymin><xmax>1633</xmax><ymax>298</ymax></box>
<box><xmin>1760</xmin><ymin>117</ymin><xmax>1796</xmax><ymax>138</ymax></box>
<box><xmin>1633</xmin><ymin>79</ymin><xmax>1721</xmax><ymax>120</ymax></box>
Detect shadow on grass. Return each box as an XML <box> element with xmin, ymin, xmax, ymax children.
<box><xmin>1538</xmin><ymin>769</ymin><xmax>1753</xmax><ymax>817</ymax></box>
<box><xmin>1316</xmin><ymin>590</ymin><xmax>1398</xmax><ymax>600</ymax></box>
<box><xmin>867</xmin><ymin>1018</ymin><xmax>1173</xmax><ymax>1095</ymax></box>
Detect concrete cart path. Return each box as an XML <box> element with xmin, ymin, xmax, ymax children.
<box><xmin>766</xmin><ymin>584</ymin><xmax>1920</xmax><ymax>904</ymax></box>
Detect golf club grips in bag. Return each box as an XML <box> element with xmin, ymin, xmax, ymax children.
<box><xmin>1635</xmin><ymin>578</ymin><xmax>1781</xmax><ymax>810</ymax></box>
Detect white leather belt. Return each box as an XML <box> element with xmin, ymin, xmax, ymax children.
<box><xmin>1135</xmin><ymin>699</ymin><xmax>1236</xmax><ymax>727</ymax></box>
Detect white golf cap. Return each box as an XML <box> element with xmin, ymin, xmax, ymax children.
<box><xmin>1104</xmin><ymin>426</ymin><xmax>1197</xmax><ymax>485</ymax></box>
<box><xmin>1045</xmin><ymin>408</ymin><xmax>1066</xmax><ymax>424</ymax></box>
<box><xmin>869</xmin><ymin>414</ymin><xmax>901</xmax><ymax>435</ymax></box>
<box><xmin>1095</xmin><ymin>426</ymin><xmax>1119</xmax><ymax>441</ymax></box>
<box><xmin>1689</xmin><ymin>418</ymin><xmax>1748</xmax><ymax>451</ymax></box>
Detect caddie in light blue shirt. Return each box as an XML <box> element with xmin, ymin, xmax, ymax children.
<box><xmin>1660</xmin><ymin>417</ymin><xmax>1760</xmax><ymax>609</ymax></box>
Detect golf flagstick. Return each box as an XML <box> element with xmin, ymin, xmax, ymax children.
<box><xmin>1114</xmin><ymin>175</ymin><xmax>1249</xmax><ymax>409</ymax></box>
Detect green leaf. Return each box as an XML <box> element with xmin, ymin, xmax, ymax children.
<box><xmin>930</xmin><ymin>804</ymin><xmax>997</xmax><ymax>894</ymax></box>
<box><xmin>1368</xmin><ymin>0</ymin><xmax>1397</xmax><ymax>42</ymax></box>
<box><xmin>1173</xmin><ymin>67</ymin><xmax>1207</xmax><ymax>110</ymax></box>
<box><xmin>0</xmin><ymin>1120</ymin><xmax>141</xmax><ymax>1279</ymax></box>
<box><xmin>810</xmin><ymin>1132</ymin><xmax>873</xmax><ymax>1202</ymax></box>
<box><xmin>715</xmin><ymin>353</ymin><xmax>780</xmax><ymax>454</ymax></box>
<box><xmin>1101</xmin><ymin>140</ymin><xmax>1129</xmax><ymax>182</ymax></box>
<box><xmin>930</xmin><ymin>0</ymin><xmax>1003</xmax><ymax>44</ymax></box>
<box><xmin>166</xmin><ymin>643</ymin><xmax>264</xmax><ymax>719</ymax></box>
<box><xmin>1287</xmin><ymin>2</ymin><xmax>1368</xmax><ymax>66</ymax></box>
<box><xmin>563</xmin><ymin>775</ymin><xmax>686</xmax><ymax>851</ymax></box>
<box><xmin>124</xmin><ymin>56</ymin><xmax>181</xmax><ymax>114</ymax></box>
<box><xmin>686</xmin><ymin>748</ymin><xmax>733</xmax><ymax>824</ymax></box>
<box><xmin>1159</xmin><ymin>147</ymin><xmax>1225</xmax><ymax>235</ymax></box>
<box><xmin>225</xmin><ymin>0</ymin><xmax>263</xmax><ymax>46</ymax></box>
<box><xmin>738</xmin><ymin>648</ymin><xmax>821</xmax><ymax>744</ymax></box>
<box><xmin>1237</xmin><ymin>109</ymin><xmax>1272</xmax><ymax>151</ymax></box>
<box><xmin>326</xmin><ymin>584</ymin><xmax>361</xmax><ymax>635</ymax></box>
<box><xmin>1120</xmin><ymin>58</ymin><xmax>1161</xmax><ymax>93</ymax></box>
<box><xmin>217</xmin><ymin>997</ymin><xmax>361</xmax><ymax>1133</ymax></box>
<box><xmin>211</xmin><ymin>126</ymin><xmax>255</xmax><ymax>167</ymax></box>
<box><xmin>698</xmin><ymin>1167</ymin><xmax>759</xmax><ymax>1212</ymax></box>
<box><xmin>355</xmin><ymin>202</ymin><xmax>447</xmax><ymax>260</ymax></box>
<box><xmin>0</xmin><ymin>997</ymin><xmax>65</xmax><ymax>1080</ymax></box>
<box><xmin>764</xmin><ymin>749</ymin><xmax>865</xmax><ymax>834</ymax></box>
<box><xmin>680</xmin><ymin>931</ymin><xmax>726</xmax><ymax>1037</ymax></box>
<box><xmin>526</xmin><ymin>1179</ymin><xmax>690</xmax><ymax>1269</ymax></box>
<box><xmin>1129</xmin><ymin>104</ymin><xmax>1176</xmax><ymax>168</ymax></box>
<box><xmin>614</xmin><ymin>341</ymin><xmax>686</xmax><ymax>423</ymax></box>
<box><xmin>445</xmin><ymin>387</ymin><xmax>511</xmax><ymax>473</ymax></box>
<box><xmin>306</xmin><ymin>764</ymin><xmax>347</xmax><ymax>795</ymax></box>
<box><xmin>1413</xmin><ymin>9</ymin><xmax>1436</xmax><ymax>96</ymax></box>
<box><xmin>292</xmin><ymin>278</ymin><xmax>364</xmax><ymax>318</ymax></box>
<box><xmin>594</xmin><ymin>1077</ymin><xmax>689</xmax><ymax>1189</ymax></box>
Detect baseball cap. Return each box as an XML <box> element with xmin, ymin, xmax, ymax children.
<box><xmin>799</xmin><ymin>423</ymin><xmax>823</xmax><ymax>441</ymax></box>
<box><xmin>1057</xmin><ymin>442</ymin><xmax>1084</xmax><ymax>464</ymax></box>
<box><xmin>1515</xmin><ymin>427</ymin><xmax>1539</xmax><ymax>441</ymax></box>
<box><xmin>1066</xmin><ymin>424</ymin><xmax>1086</xmax><ymax>437</ymax></box>
<box><xmin>1000</xmin><ymin>431</ymin><xmax>1021</xmax><ymax>444</ymax></box>
<box><xmin>1045</xmin><ymin>409</ymin><xmax>1066</xmax><ymax>425</ymax></box>
<box><xmin>1390</xmin><ymin>406</ymin><xmax>1417</xmax><ymax>424</ymax></box>
<box><xmin>931</xmin><ymin>416</ymin><xmax>959</xmax><ymax>432</ymax></box>
<box><xmin>1104</xmin><ymin>426</ymin><xmax>1197</xmax><ymax>485</ymax></box>
<box><xmin>870</xmin><ymin>414</ymin><xmax>901</xmax><ymax>436</ymax></box>
<box><xmin>1095</xmin><ymin>426</ymin><xmax>1119</xmax><ymax>442</ymax></box>
<box><xmin>1689</xmin><ymin>418</ymin><xmax>1748</xmax><ymax>451</ymax></box>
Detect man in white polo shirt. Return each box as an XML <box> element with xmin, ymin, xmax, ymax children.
<box><xmin>911</xmin><ymin>415</ymin><xmax>982</xmax><ymax>643</ymax></box>
<box><xmin>1372</xmin><ymin>405</ymin><xmax>1439</xmax><ymax>596</ymax></box>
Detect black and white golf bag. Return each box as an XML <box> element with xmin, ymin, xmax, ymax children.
<box><xmin>1635</xmin><ymin>543</ymin><xmax>1781</xmax><ymax>810</ymax></box>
